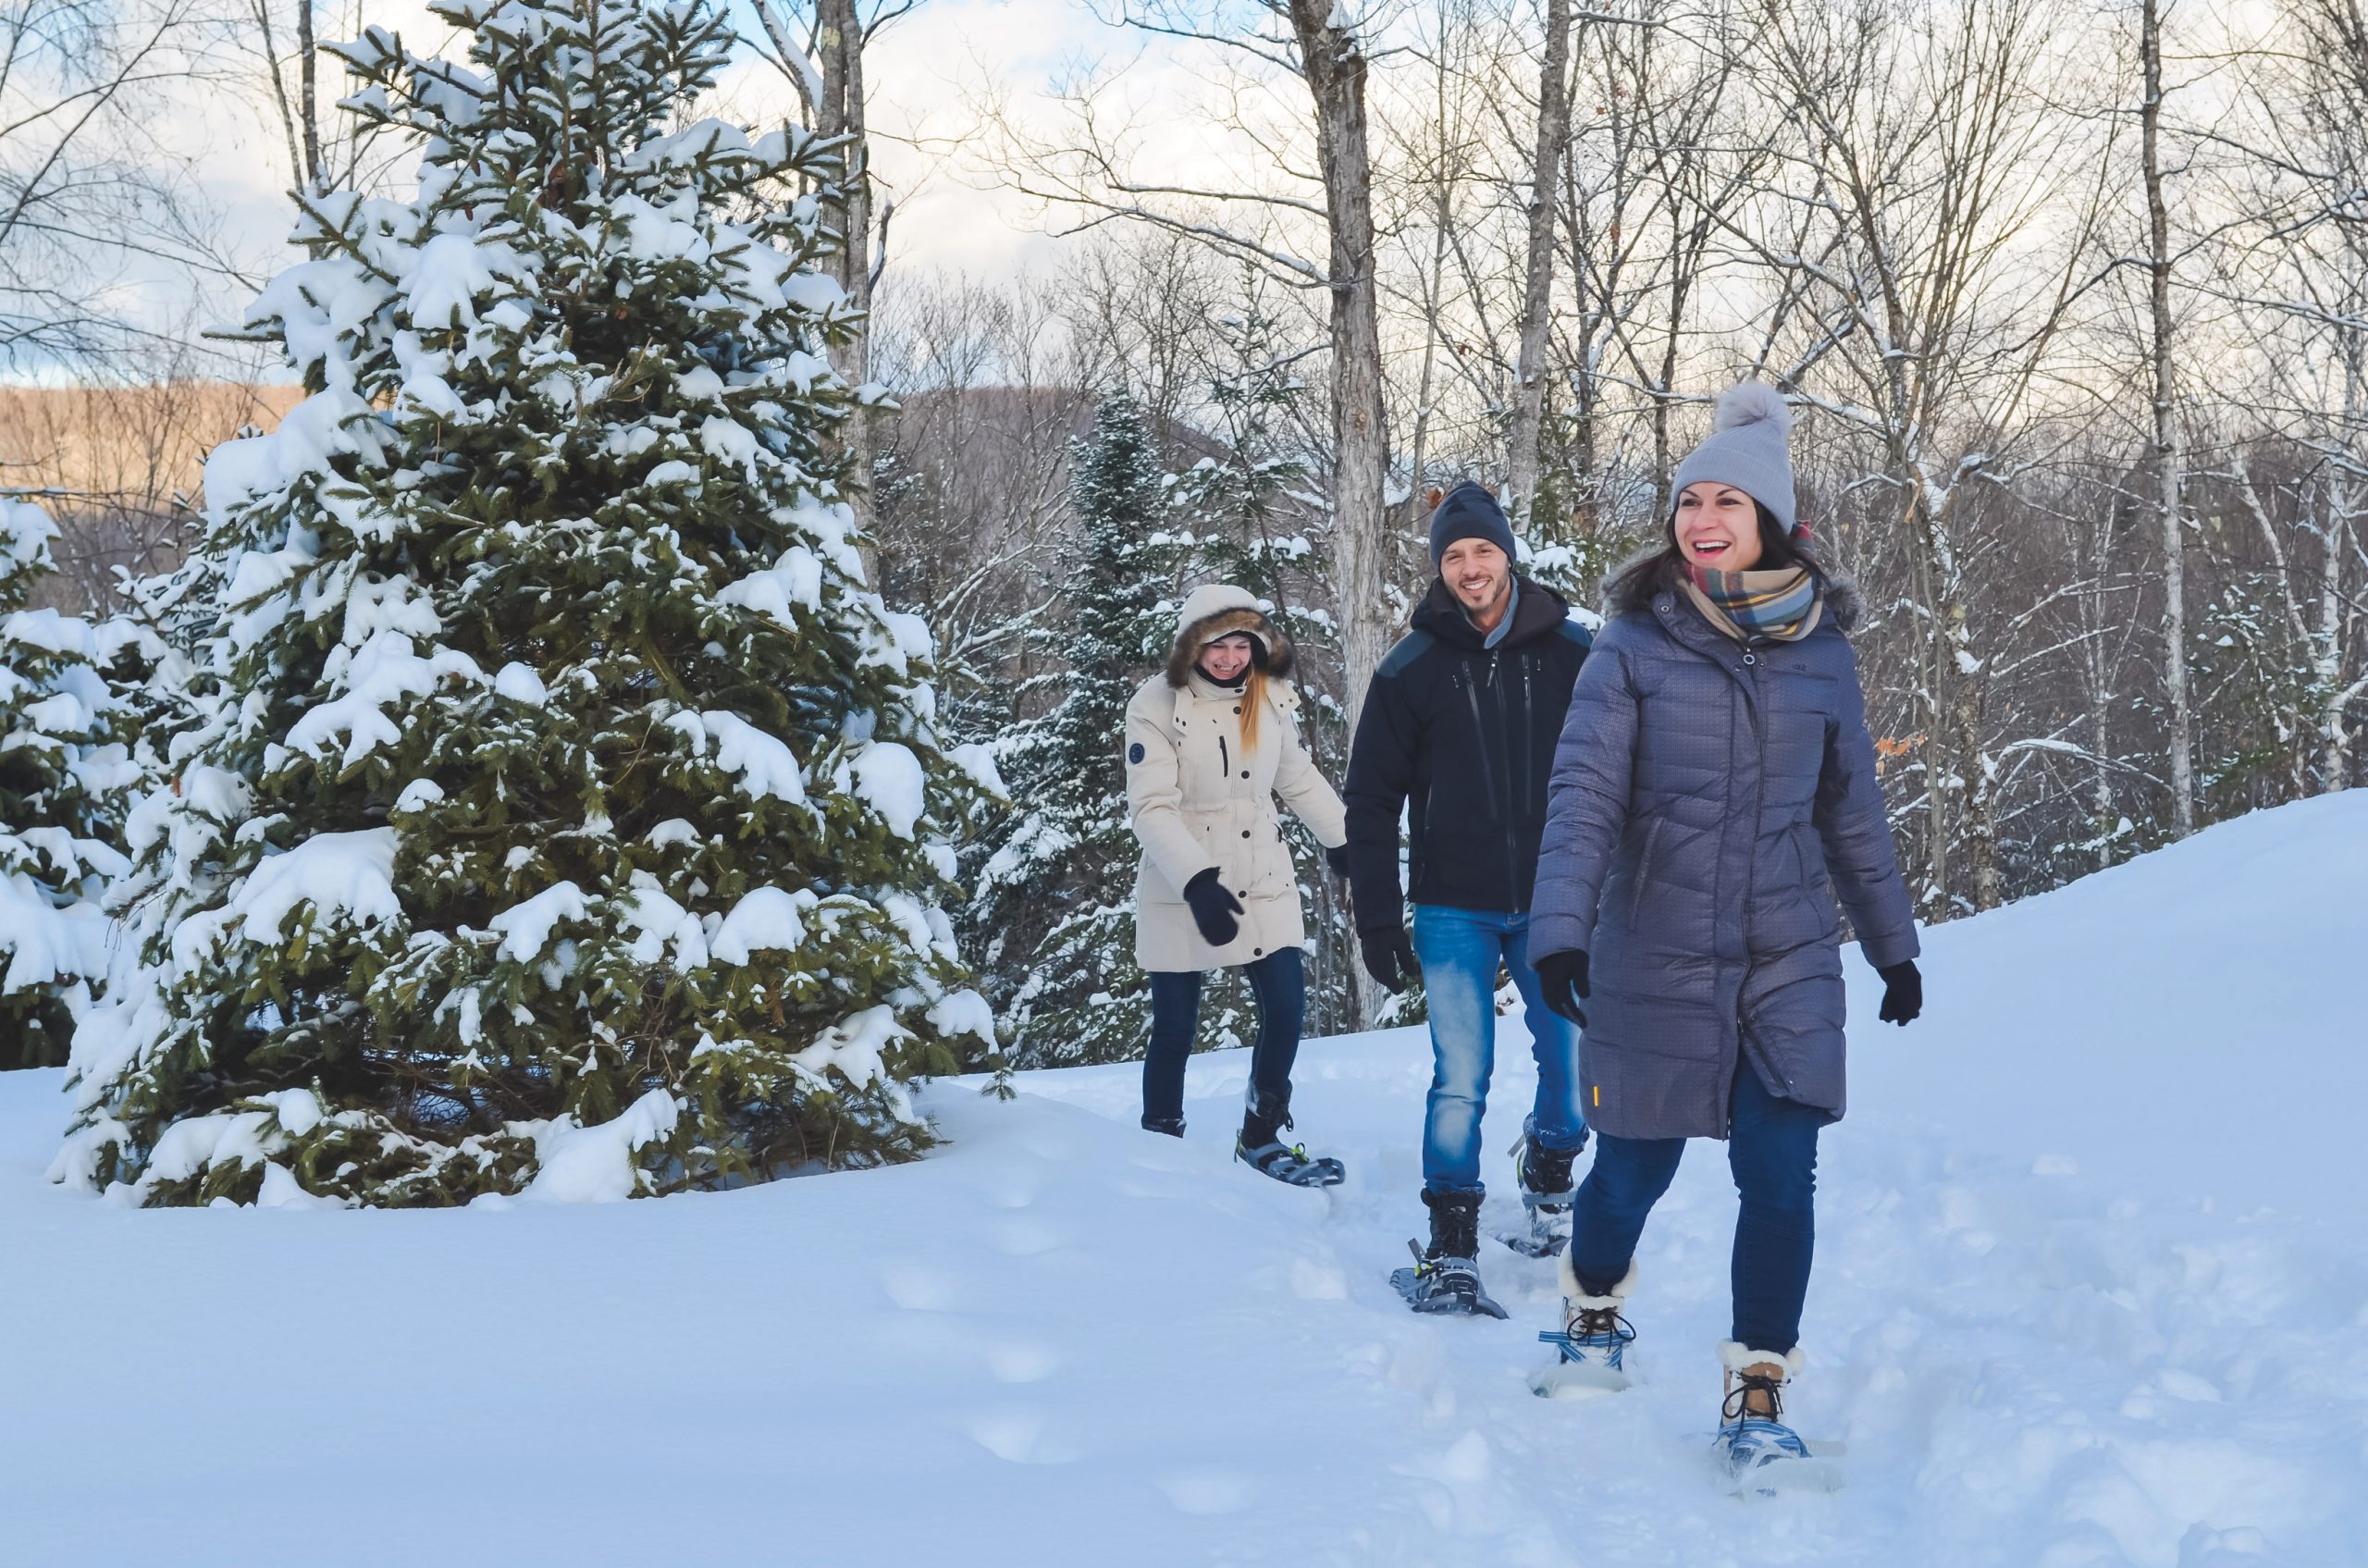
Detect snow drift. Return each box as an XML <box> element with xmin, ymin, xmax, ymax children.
<box><xmin>1</xmin><ymin>795</ymin><xmax>2362</xmax><ymax>1565</ymax></box>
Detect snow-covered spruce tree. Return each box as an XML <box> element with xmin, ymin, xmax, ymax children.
<box><xmin>970</xmin><ymin>391</ymin><xmax>1181</xmax><ymax>1068</ymax></box>
<box><xmin>1169</xmin><ymin>306</ymin><xmax>1358</xmax><ymax>1041</ymax></box>
<box><xmin>1</xmin><ymin>500</ymin><xmax>130</xmax><ymax>1069</ymax></box>
<box><xmin>52</xmin><ymin>0</ymin><xmax>994</xmax><ymax>1206</ymax></box>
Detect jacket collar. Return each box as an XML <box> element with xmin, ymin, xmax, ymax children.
<box><xmin>1169</xmin><ymin>673</ymin><xmax>1299</xmax><ymax>724</ymax></box>
<box><xmin>1410</xmin><ymin>574</ymin><xmax>1571</xmax><ymax>650</ymax></box>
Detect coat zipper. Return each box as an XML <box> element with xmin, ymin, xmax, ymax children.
<box><xmin>1516</xmin><ymin>654</ymin><xmax>1536</xmax><ymax>824</ymax></box>
<box><xmin>1461</xmin><ymin>661</ymin><xmax>1500</xmax><ymax>828</ymax></box>
<box><xmin>1219</xmin><ymin>734</ymin><xmax>1229</xmax><ymax>781</ymax></box>
<box><xmin>1494</xmin><ymin>652</ymin><xmax>1522</xmax><ymax>907</ymax></box>
<box><xmin>1730</xmin><ymin>644</ymin><xmax>1770</xmax><ymax>1134</ymax></box>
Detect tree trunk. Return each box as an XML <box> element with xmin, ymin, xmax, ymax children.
<box><xmin>2081</xmin><ymin>511</ymin><xmax>2120</xmax><ymax>870</ymax></box>
<box><xmin>296</xmin><ymin>1</ymin><xmax>322</xmax><ymax>191</ymax></box>
<box><xmin>1289</xmin><ymin>1</ymin><xmax>1391</xmax><ymax>1029</ymax></box>
<box><xmin>2323</xmin><ymin>466</ymin><xmax>2359</xmax><ymax>791</ymax></box>
<box><xmin>2142</xmin><ymin>0</ymin><xmax>2195</xmax><ymax>838</ymax></box>
<box><xmin>1505</xmin><ymin>0</ymin><xmax>1572</xmax><ymax>520</ymax></box>
<box><xmin>818</xmin><ymin>0</ymin><xmax>878</xmax><ymax>543</ymax></box>
<box><xmin>1401</xmin><ymin>183</ymin><xmax>1450</xmax><ymax>541</ymax></box>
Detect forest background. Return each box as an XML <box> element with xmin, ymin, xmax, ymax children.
<box><xmin>7</xmin><ymin>0</ymin><xmax>2364</xmax><ymax>1059</ymax></box>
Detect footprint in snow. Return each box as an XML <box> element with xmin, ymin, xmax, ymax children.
<box><xmin>1157</xmin><ymin>1465</ymin><xmax>1259</xmax><ymax>1515</ymax></box>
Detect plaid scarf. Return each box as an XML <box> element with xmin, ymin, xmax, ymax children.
<box><xmin>1681</xmin><ymin>563</ymin><xmax>1823</xmax><ymax>645</ymax></box>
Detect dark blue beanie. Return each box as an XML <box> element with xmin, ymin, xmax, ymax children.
<box><xmin>1428</xmin><ymin>480</ymin><xmax>1518</xmax><ymax>568</ymax></box>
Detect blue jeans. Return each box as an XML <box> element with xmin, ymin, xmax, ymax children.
<box><xmin>1566</xmin><ymin>1059</ymin><xmax>1824</xmax><ymax>1353</ymax></box>
<box><xmin>1142</xmin><ymin>947</ymin><xmax>1306</xmax><ymax>1127</ymax></box>
<box><xmin>1412</xmin><ymin>904</ymin><xmax>1585</xmax><ymax>1193</ymax></box>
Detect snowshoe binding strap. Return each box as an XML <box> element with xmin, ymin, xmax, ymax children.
<box><xmin>1237</xmin><ymin>1134</ymin><xmax>1345</xmax><ymax>1188</ymax></box>
<box><xmin>1511</xmin><ymin>1117</ymin><xmax>1580</xmax><ymax>1206</ymax></box>
<box><xmin>1539</xmin><ymin>1303</ymin><xmax>1635</xmax><ymax>1367</ymax></box>
<box><xmin>1399</xmin><ymin>1240</ymin><xmax>1508</xmax><ymax>1319</ymax></box>
<box><xmin>1718</xmin><ymin>1414</ymin><xmax>1819</xmax><ymax>1494</ymax></box>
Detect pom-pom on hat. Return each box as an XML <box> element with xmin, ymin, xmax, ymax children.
<box><xmin>1669</xmin><ymin>381</ymin><xmax>1797</xmax><ymax>532</ymax></box>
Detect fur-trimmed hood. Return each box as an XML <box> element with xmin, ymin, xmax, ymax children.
<box><xmin>1601</xmin><ymin>547</ymin><xmax>1863</xmax><ymax>633</ymax></box>
<box><xmin>1165</xmin><ymin>586</ymin><xmax>1297</xmax><ymax>687</ymax></box>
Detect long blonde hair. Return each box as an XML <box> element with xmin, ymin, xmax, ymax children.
<box><xmin>1239</xmin><ymin>663</ymin><xmax>1267</xmax><ymax>753</ymax></box>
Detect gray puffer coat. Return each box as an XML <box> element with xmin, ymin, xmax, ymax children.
<box><xmin>1529</xmin><ymin>562</ymin><xmax>1918</xmax><ymax>1141</ymax></box>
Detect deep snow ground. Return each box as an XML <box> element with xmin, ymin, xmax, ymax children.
<box><xmin>4</xmin><ymin>796</ymin><xmax>2365</xmax><ymax>1567</ymax></box>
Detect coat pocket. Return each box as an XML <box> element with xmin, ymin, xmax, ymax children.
<box><xmin>1790</xmin><ymin>821</ymin><xmax>1832</xmax><ymax>901</ymax></box>
<box><xmin>1629</xmin><ymin>816</ymin><xmax>1667</xmax><ymax>925</ymax></box>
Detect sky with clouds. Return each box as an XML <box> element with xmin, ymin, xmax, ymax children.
<box><xmin>139</xmin><ymin>0</ymin><xmax>1140</xmax><ymax>358</ymax></box>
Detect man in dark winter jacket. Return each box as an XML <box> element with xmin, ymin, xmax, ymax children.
<box><xmin>1345</xmin><ymin>480</ymin><xmax>1594</xmax><ymax>1302</ymax></box>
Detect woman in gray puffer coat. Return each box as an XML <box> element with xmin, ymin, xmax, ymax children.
<box><xmin>1523</xmin><ymin>383</ymin><xmax>1922</xmax><ymax>1483</ymax></box>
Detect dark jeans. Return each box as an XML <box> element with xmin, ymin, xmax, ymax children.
<box><xmin>1142</xmin><ymin>946</ymin><xmax>1306</xmax><ymax>1128</ymax></box>
<box><xmin>1566</xmin><ymin>1057</ymin><xmax>1825</xmax><ymax>1353</ymax></box>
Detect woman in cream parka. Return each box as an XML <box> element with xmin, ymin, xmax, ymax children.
<box><xmin>1125</xmin><ymin>584</ymin><xmax>1350</xmax><ymax>1186</ymax></box>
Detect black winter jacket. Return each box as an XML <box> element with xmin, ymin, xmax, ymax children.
<box><xmin>1344</xmin><ymin>575</ymin><xmax>1593</xmax><ymax>927</ymax></box>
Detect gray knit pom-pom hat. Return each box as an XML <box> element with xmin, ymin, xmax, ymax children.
<box><xmin>1669</xmin><ymin>381</ymin><xmax>1796</xmax><ymax>532</ymax></box>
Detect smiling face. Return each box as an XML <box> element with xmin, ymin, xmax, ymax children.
<box><xmin>1439</xmin><ymin>537</ymin><xmax>1513</xmax><ymax>621</ymax></box>
<box><xmin>1198</xmin><ymin>632</ymin><xmax>1255</xmax><ymax>682</ymax></box>
<box><xmin>1673</xmin><ymin>482</ymin><xmax>1766</xmax><ymax>572</ymax></box>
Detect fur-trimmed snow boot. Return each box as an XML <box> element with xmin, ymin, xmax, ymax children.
<box><xmin>1532</xmin><ymin>1258</ymin><xmax>1637</xmax><ymax>1398</ymax></box>
<box><xmin>1716</xmin><ymin>1342</ymin><xmax>1840</xmax><ymax>1495</ymax></box>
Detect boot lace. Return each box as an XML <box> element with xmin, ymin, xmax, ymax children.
<box><xmin>1722</xmin><ymin>1370</ymin><xmax>1786</xmax><ymax>1426</ymax></box>
<box><xmin>1571</xmin><ymin>1304</ymin><xmax>1635</xmax><ymax>1348</ymax></box>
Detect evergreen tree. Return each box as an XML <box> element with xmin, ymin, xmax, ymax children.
<box><xmin>1</xmin><ymin>500</ymin><xmax>129</xmax><ymax>1068</ymax></box>
<box><xmin>52</xmin><ymin>0</ymin><xmax>994</xmax><ymax>1205</ymax></box>
<box><xmin>1170</xmin><ymin>304</ymin><xmax>1358</xmax><ymax>1041</ymax></box>
<box><xmin>970</xmin><ymin>391</ymin><xmax>1181</xmax><ymax>1068</ymax></box>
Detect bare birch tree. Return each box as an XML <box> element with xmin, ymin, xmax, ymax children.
<box><xmin>1503</xmin><ymin>0</ymin><xmax>1572</xmax><ymax>517</ymax></box>
<box><xmin>1723</xmin><ymin>0</ymin><xmax>2115</xmax><ymax>913</ymax></box>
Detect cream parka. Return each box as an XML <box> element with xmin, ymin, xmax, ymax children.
<box><xmin>1125</xmin><ymin>590</ymin><xmax>1348</xmax><ymax>973</ymax></box>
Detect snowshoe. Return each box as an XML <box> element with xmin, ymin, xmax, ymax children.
<box><xmin>1715</xmin><ymin>1345</ymin><xmax>1843</xmax><ymax>1497</ymax></box>
<box><xmin>1236</xmin><ymin>1134</ymin><xmax>1345</xmax><ymax>1188</ymax></box>
<box><xmin>1390</xmin><ymin>1190</ymin><xmax>1507</xmax><ymax>1317</ymax></box>
<box><xmin>1530</xmin><ymin>1255</ymin><xmax>1636</xmax><ymax>1399</ymax></box>
<box><xmin>1233</xmin><ymin>1089</ymin><xmax>1344</xmax><ymax>1187</ymax></box>
<box><xmin>1499</xmin><ymin>1116</ymin><xmax>1582</xmax><ymax>1257</ymax></box>
<box><xmin>1716</xmin><ymin>1423</ymin><xmax>1844</xmax><ymax>1497</ymax></box>
<box><xmin>1390</xmin><ymin>1238</ymin><xmax>1509</xmax><ymax>1319</ymax></box>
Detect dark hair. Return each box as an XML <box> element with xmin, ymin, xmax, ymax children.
<box><xmin>1605</xmin><ymin>499</ymin><xmax>1822</xmax><ymax>609</ymax></box>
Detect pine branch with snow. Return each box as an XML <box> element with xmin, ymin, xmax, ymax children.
<box><xmin>0</xmin><ymin>500</ymin><xmax>130</xmax><ymax>1069</ymax></box>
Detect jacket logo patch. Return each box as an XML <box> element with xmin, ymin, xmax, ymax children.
<box><xmin>1128</xmin><ymin>743</ymin><xmax>1146</xmax><ymax>765</ymax></box>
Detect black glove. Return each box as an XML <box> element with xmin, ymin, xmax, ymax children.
<box><xmin>1877</xmin><ymin>959</ymin><xmax>1921</xmax><ymax>1026</ymax></box>
<box><xmin>1324</xmin><ymin>843</ymin><xmax>1350</xmax><ymax>880</ymax></box>
<box><xmin>1359</xmin><ymin>925</ymin><xmax>1417</xmax><ymax>994</ymax></box>
<box><xmin>1536</xmin><ymin>949</ymin><xmax>1590</xmax><ymax>1027</ymax></box>
<box><xmin>1181</xmin><ymin>868</ymin><xmax>1244</xmax><ymax>947</ymax></box>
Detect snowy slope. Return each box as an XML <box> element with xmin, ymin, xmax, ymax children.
<box><xmin>4</xmin><ymin>796</ymin><xmax>2365</xmax><ymax>1567</ymax></box>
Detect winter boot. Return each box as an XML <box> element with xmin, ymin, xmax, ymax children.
<box><xmin>1531</xmin><ymin>1258</ymin><xmax>1637</xmax><ymax>1398</ymax></box>
<box><xmin>1233</xmin><ymin>1089</ymin><xmax>1344</xmax><ymax>1188</ymax></box>
<box><xmin>1389</xmin><ymin>1189</ymin><xmax>1507</xmax><ymax>1318</ymax></box>
<box><xmin>1503</xmin><ymin>1114</ymin><xmax>1585</xmax><ymax>1256</ymax></box>
<box><xmin>1716</xmin><ymin>1344</ymin><xmax>1840</xmax><ymax>1495</ymax></box>
<box><xmin>1141</xmin><ymin>1116</ymin><xmax>1185</xmax><ymax>1138</ymax></box>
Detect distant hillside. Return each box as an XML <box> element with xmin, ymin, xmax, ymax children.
<box><xmin>0</xmin><ymin>381</ymin><xmax>302</xmax><ymax>611</ymax></box>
